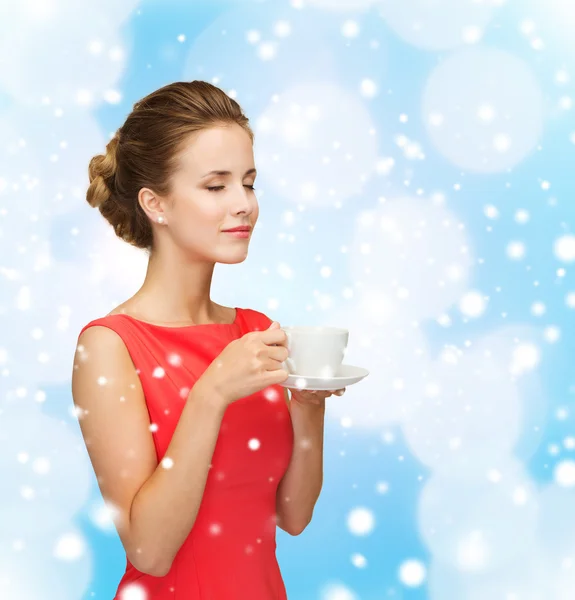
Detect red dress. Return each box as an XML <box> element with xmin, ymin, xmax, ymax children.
<box><xmin>78</xmin><ymin>307</ymin><xmax>294</xmax><ymax>600</ymax></box>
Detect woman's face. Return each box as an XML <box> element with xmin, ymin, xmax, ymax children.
<box><xmin>144</xmin><ymin>123</ymin><xmax>259</xmax><ymax>263</ymax></box>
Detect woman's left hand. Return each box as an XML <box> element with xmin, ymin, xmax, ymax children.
<box><xmin>288</xmin><ymin>387</ymin><xmax>346</xmax><ymax>406</ymax></box>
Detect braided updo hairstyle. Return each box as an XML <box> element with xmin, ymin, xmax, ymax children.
<box><xmin>86</xmin><ymin>81</ymin><xmax>254</xmax><ymax>253</ymax></box>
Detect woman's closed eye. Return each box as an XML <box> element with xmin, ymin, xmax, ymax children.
<box><xmin>207</xmin><ymin>185</ymin><xmax>256</xmax><ymax>192</ymax></box>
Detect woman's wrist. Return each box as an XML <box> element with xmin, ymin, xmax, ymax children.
<box><xmin>188</xmin><ymin>381</ymin><xmax>229</xmax><ymax>417</ymax></box>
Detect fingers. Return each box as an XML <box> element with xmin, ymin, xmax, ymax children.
<box><xmin>258</xmin><ymin>325</ymin><xmax>288</xmax><ymax>347</ymax></box>
<box><xmin>267</xmin><ymin>344</ymin><xmax>289</xmax><ymax>363</ymax></box>
<box><xmin>311</xmin><ymin>387</ymin><xmax>345</xmax><ymax>398</ymax></box>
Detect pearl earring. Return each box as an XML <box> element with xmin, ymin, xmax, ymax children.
<box><xmin>157</xmin><ymin>216</ymin><xmax>165</xmax><ymax>224</ymax></box>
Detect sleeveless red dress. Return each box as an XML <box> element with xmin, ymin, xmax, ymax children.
<box><xmin>78</xmin><ymin>307</ymin><xmax>294</xmax><ymax>600</ymax></box>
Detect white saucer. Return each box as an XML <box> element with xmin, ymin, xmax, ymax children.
<box><xmin>279</xmin><ymin>364</ymin><xmax>369</xmax><ymax>391</ymax></box>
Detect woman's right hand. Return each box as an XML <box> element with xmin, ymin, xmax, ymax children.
<box><xmin>196</xmin><ymin>321</ymin><xmax>290</xmax><ymax>408</ymax></box>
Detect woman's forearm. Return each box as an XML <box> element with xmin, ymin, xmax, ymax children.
<box><xmin>127</xmin><ymin>383</ymin><xmax>227</xmax><ymax>576</ymax></box>
<box><xmin>275</xmin><ymin>399</ymin><xmax>325</xmax><ymax>535</ymax></box>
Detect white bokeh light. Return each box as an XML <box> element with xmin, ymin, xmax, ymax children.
<box><xmin>346</xmin><ymin>507</ymin><xmax>376</xmax><ymax>536</ymax></box>
<box><xmin>0</xmin><ymin>106</ymin><xmax>109</xmax><ymax>216</ymax></box>
<box><xmin>350</xmin><ymin>553</ymin><xmax>367</xmax><ymax>568</ymax></box>
<box><xmin>419</xmin><ymin>461</ymin><xmax>539</xmax><ymax>572</ymax></box>
<box><xmin>120</xmin><ymin>583</ymin><xmax>149</xmax><ymax>600</ymax></box>
<box><xmin>349</xmin><ymin>198</ymin><xmax>473</xmax><ymax>320</ymax></box>
<box><xmin>507</xmin><ymin>240</ymin><xmax>526</xmax><ymax>260</ymax></box>
<box><xmin>554</xmin><ymin>460</ymin><xmax>575</xmax><ymax>487</ymax></box>
<box><xmin>320</xmin><ymin>583</ymin><xmax>358</xmax><ymax>600</ymax></box>
<box><xmin>0</xmin><ymin>399</ymin><xmax>93</xmax><ymax>536</ymax></box>
<box><xmin>428</xmin><ymin>548</ymin><xmax>550</xmax><ymax>599</ymax></box>
<box><xmin>84</xmin><ymin>221</ymin><xmax>149</xmax><ymax>307</ymax></box>
<box><xmin>0</xmin><ymin>115</ymin><xmax>49</xmax><ymax>279</ymax></box>
<box><xmin>183</xmin><ymin>2</ymin><xmax>388</xmax><ymax>136</ymax></box>
<box><xmin>510</xmin><ymin>342</ymin><xmax>540</xmax><ymax>376</ymax></box>
<box><xmin>554</xmin><ymin>234</ymin><xmax>575</xmax><ymax>262</ymax></box>
<box><xmin>538</xmin><ymin>483</ymin><xmax>575</xmax><ymax>560</ymax></box>
<box><xmin>0</xmin><ymin>0</ymin><xmax>140</xmax><ymax>35</ymax></box>
<box><xmin>402</xmin><ymin>337</ymin><xmax>522</xmax><ymax>477</ymax></box>
<box><xmin>0</xmin><ymin>4</ymin><xmax>134</xmax><ymax>107</ymax></box>
<box><xmin>0</xmin><ymin>260</ymin><xmax>108</xmax><ymax>384</ymax></box>
<box><xmin>423</xmin><ymin>47</ymin><xmax>543</xmax><ymax>172</ymax></box>
<box><xmin>379</xmin><ymin>0</ymin><xmax>506</xmax><ymax>51</ymax></box>
<box><xmin>254</xmin><ymin>81</ymin><xmax>378</xmax><ymax>207</ymax></box>
<box><xmin>53</xmin><ymin>531</ymin><xmax>86</xmax><ymax>561</ymax></box>
<box><xmin>459</xmin><ymin>290</ymin><xmax>487</xmax><ymax>318</ymax></box>
<box><xmin>399</xmin><ymin>559</ymin><xmax>427</xmax><ymax>587</ymax></box>
<box><xmin>0</xmin><ymin>524</ymin><xmax>93</xmax><ymax>599</ymax></box>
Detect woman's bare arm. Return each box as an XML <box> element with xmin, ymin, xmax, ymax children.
<box><xmin>72</xmin><ymin>325</ymin><xmax>227</xmax><ymax>577</ymax></box>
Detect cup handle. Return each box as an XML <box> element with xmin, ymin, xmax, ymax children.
<box><xmin>285</xmin><ymin>356</ymin><xmax>297</xmax><ymax>374</ymax></box>
<box><xmin>283</xmin><ymin>330</ymin><xmax>296</xmax><ymax>374</ymax></box>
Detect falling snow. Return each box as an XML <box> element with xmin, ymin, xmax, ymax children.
<box><xmin>1</xmin><ymin>1</ymin><xmax>573</xmax><ymax>599</ymax></box>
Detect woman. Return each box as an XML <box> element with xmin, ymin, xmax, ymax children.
<box><xmin>72</xmin><ymin>80</ymin><xmax>345</xmax><ymax>599</ymax></box>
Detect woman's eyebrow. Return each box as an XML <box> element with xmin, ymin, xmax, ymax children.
<box><xmin>200</xmin><ymin>168</ymin><xmax>257</xmax><ymax>178</ymax></box>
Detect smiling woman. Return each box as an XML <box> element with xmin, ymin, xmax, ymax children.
<box><xmin>86</xmin><ymin>82</ymin><xmax>254</xmax><ymax>249</ymax></box>
<box><xmin>73</xmin><ymin>80</ymin><xmax>312</xmax><ymax>600</ymax></box>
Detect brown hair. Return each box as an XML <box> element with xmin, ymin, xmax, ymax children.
<box><xmin>86</xmin><ymin>81</ymin><xmax>254</xmax><ymax>253</ymax></box>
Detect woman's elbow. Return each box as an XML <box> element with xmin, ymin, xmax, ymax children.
<box><xmin>131</xmin><ymin>553</ymin><xmax>172</xmax><ymax>578</ymax></box>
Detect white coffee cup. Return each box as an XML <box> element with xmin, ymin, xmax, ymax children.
<box><xmin>280</xmin><ymin>326</ymin><xmax>349</xmax><ymax>378</ymax></box>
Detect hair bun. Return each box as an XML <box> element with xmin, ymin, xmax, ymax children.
<box><xmin>86</xmin><ymin>135</ymin><xmax>119</xmax><ymax>208</ymax></box>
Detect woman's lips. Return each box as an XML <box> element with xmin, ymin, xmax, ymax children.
<box><xmin>223</xmin><ymin>230</ymin><xmax>250</xmax><ymax>238</ymax></box>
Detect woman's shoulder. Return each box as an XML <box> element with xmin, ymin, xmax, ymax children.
<box><xmin>238</xmin><ymin>306</ymin><xmax>278</xmax><ymax>330</ymax></box>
